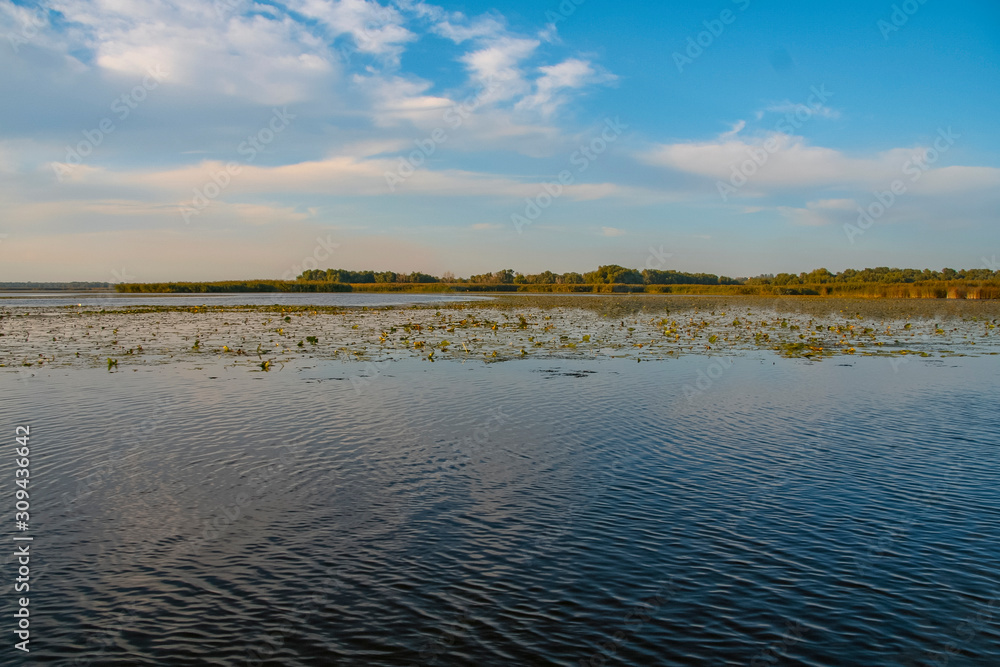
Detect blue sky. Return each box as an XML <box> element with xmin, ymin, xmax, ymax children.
<box><xmin>1</xmin><ymin>0</ymin><xmax>998</xmax><ymax>281</ymax></box>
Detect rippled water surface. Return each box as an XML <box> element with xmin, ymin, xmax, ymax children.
<box><xmin>3</xmin><ymin>354</ymin><xmax>999</xmax><ymax>665</ymax></box>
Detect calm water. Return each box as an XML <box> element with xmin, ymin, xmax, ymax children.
<box><xmin>3</xmin><ymin>354</ymin><xmax>999</xmax><ymax>665</ymax></box>
<box><xmin>0</xmin><ymin>292</ymin><xmax>491</xmax><ymax>308</ymax></box>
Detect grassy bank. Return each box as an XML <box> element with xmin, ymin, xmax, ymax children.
<box><xmin>349</xmin><ymin>280</ymin><xmax>1000</xmax><ymax>298</ymax></box>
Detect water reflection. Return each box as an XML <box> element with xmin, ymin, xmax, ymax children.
<box><xmin>3</xmin><ymin>354</ymin><xmax>999</xmax><ymax>665</ymax></box>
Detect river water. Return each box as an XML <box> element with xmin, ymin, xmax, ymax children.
<box><xmin>2</xmin><ymin>347</ymin><xmax>998</xmax><ymax>665</ymax></box>
<box><xmin>0</xmin><ymin>292</ymin><xmax>492</xmax><ymax>309</ymax></box>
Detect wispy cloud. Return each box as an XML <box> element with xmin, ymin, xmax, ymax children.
<box><xmin>638</xmin><ymin>133</ymin><xmax>996</xmax><ymax>192</ymax></box>
<box><xmin>516</xmin><ymin>58</ymin><xmax>616</xmax><ymax>117</ymax></box>
<box><xmin>719</xmin><ymin>120</ymin><xmax>746</xmax><ymax>139</ymax></box>
<box><xmin>289</xmin><ymin>0</ymin><xmax>415</xmax><ymax>61</ymax></box>
<box><xmin>759</xmin><ymin>101</ymin><xmax>841</xmax><ymax>120</ymax></box>
<box><xmin>778</xmin><ymin>198</ymin><xmax>857</xmax><ymax>226</ymax></box>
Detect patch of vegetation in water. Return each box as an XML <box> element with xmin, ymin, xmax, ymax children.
<box><xmin>2</xmin><ymin>296</ymin><xmax>998</xmax><ymax>373</ymax></box>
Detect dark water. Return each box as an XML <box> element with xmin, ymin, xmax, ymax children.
<box><xmin>3</xmin><ymin>354</ymin><xmax>999</xmax><ymax>665</ymax></box>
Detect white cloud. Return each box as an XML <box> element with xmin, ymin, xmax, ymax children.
<box><xmin>354</xmin><ymin>74</ymin><xmax>451</xmax><ymax>126</ymax></box>
<box><xmin>0</xmin><ymin>0</ymin><xmax>634</xmax><ymax>270</ymax></box>
<box><xmin>516</xmin><ymin>58</ymin><xmax>615</xmax><ymax>117</ymax></box>
<box><xmin>431</xmin><ymin>14</ymin><xmax>505</xmax><ymax>43</ymax></box>
<box><xmin>639</xmin><ymin>129</ymin><xmax>1000</xmax><ymax>234</ymax></box>
<box><xmin>538</xmin><ymin>22</ymin><xmax>559</xmax><ymax>43</ymax></box>
<box><xmin>641</xmin><ymin>132</ymin><xmax>1000</xmax><ymax>203</ymax></box>
<box><xmin>459</xmin><ymin>35</ymin><xmax>539</xmax><ymax>103</ymax></box>
<box><xmin>288</xmin><ymin>0</ymin><xmax>414</xmax><ymax>61</ymax></box>
<box><xmin>642</xmin><ymin>133</ymin><xmax>924</xmax><ymax>189</ymax></box>
<box><xmin>47</xmin><ymin>153</ymin><xmax>589</xmax><ymax>203</ymax></box>
<box><xmin>601</xmin><ymin>226</ymin><xmax>626</xmax><ymax>237</ymax></box>
<box><xmin>44</xmin><ymin>0</ymin><xmax>339</xmax><ymax>104</ymax></box>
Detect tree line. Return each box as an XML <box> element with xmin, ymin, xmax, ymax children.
<box><xmin>297</xmin><ymin>269</ymin><xmax>440</xmax><ymax>284</ymax></box>
<box><xmin>746</xmin><ymin>266</ymin><xmax>999</xmax><ymax>285</ymax></box>
<box><xmin>299</xmin><ymin>265</ymin><xmax>999</xmax><ymax>285</ymax></box>
<box><xmin>300</xmin><ymin>265</ymin><xmax>740</xmax><ymax>285</ymax></box>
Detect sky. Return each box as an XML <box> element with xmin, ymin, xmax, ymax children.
<box><xmin>1</xmin><ymin>0</ymin><xmax>998</xmax><ymax>281</ymax></box>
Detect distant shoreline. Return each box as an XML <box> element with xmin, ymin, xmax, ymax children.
<box><xmin>4</xmin><ymin>279</ymin><xmax>1000</xmax><ymax>300</ymax></box>
<box><xmin>109</xmin><ymin>280</ymin><xmax>1000</xmax><ymax>299</ymax></box>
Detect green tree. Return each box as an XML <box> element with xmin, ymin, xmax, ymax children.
<box><xmin>585</xmin><ymin>265</ymin><xmax>643</xmax><ymax>284</ymax></box>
